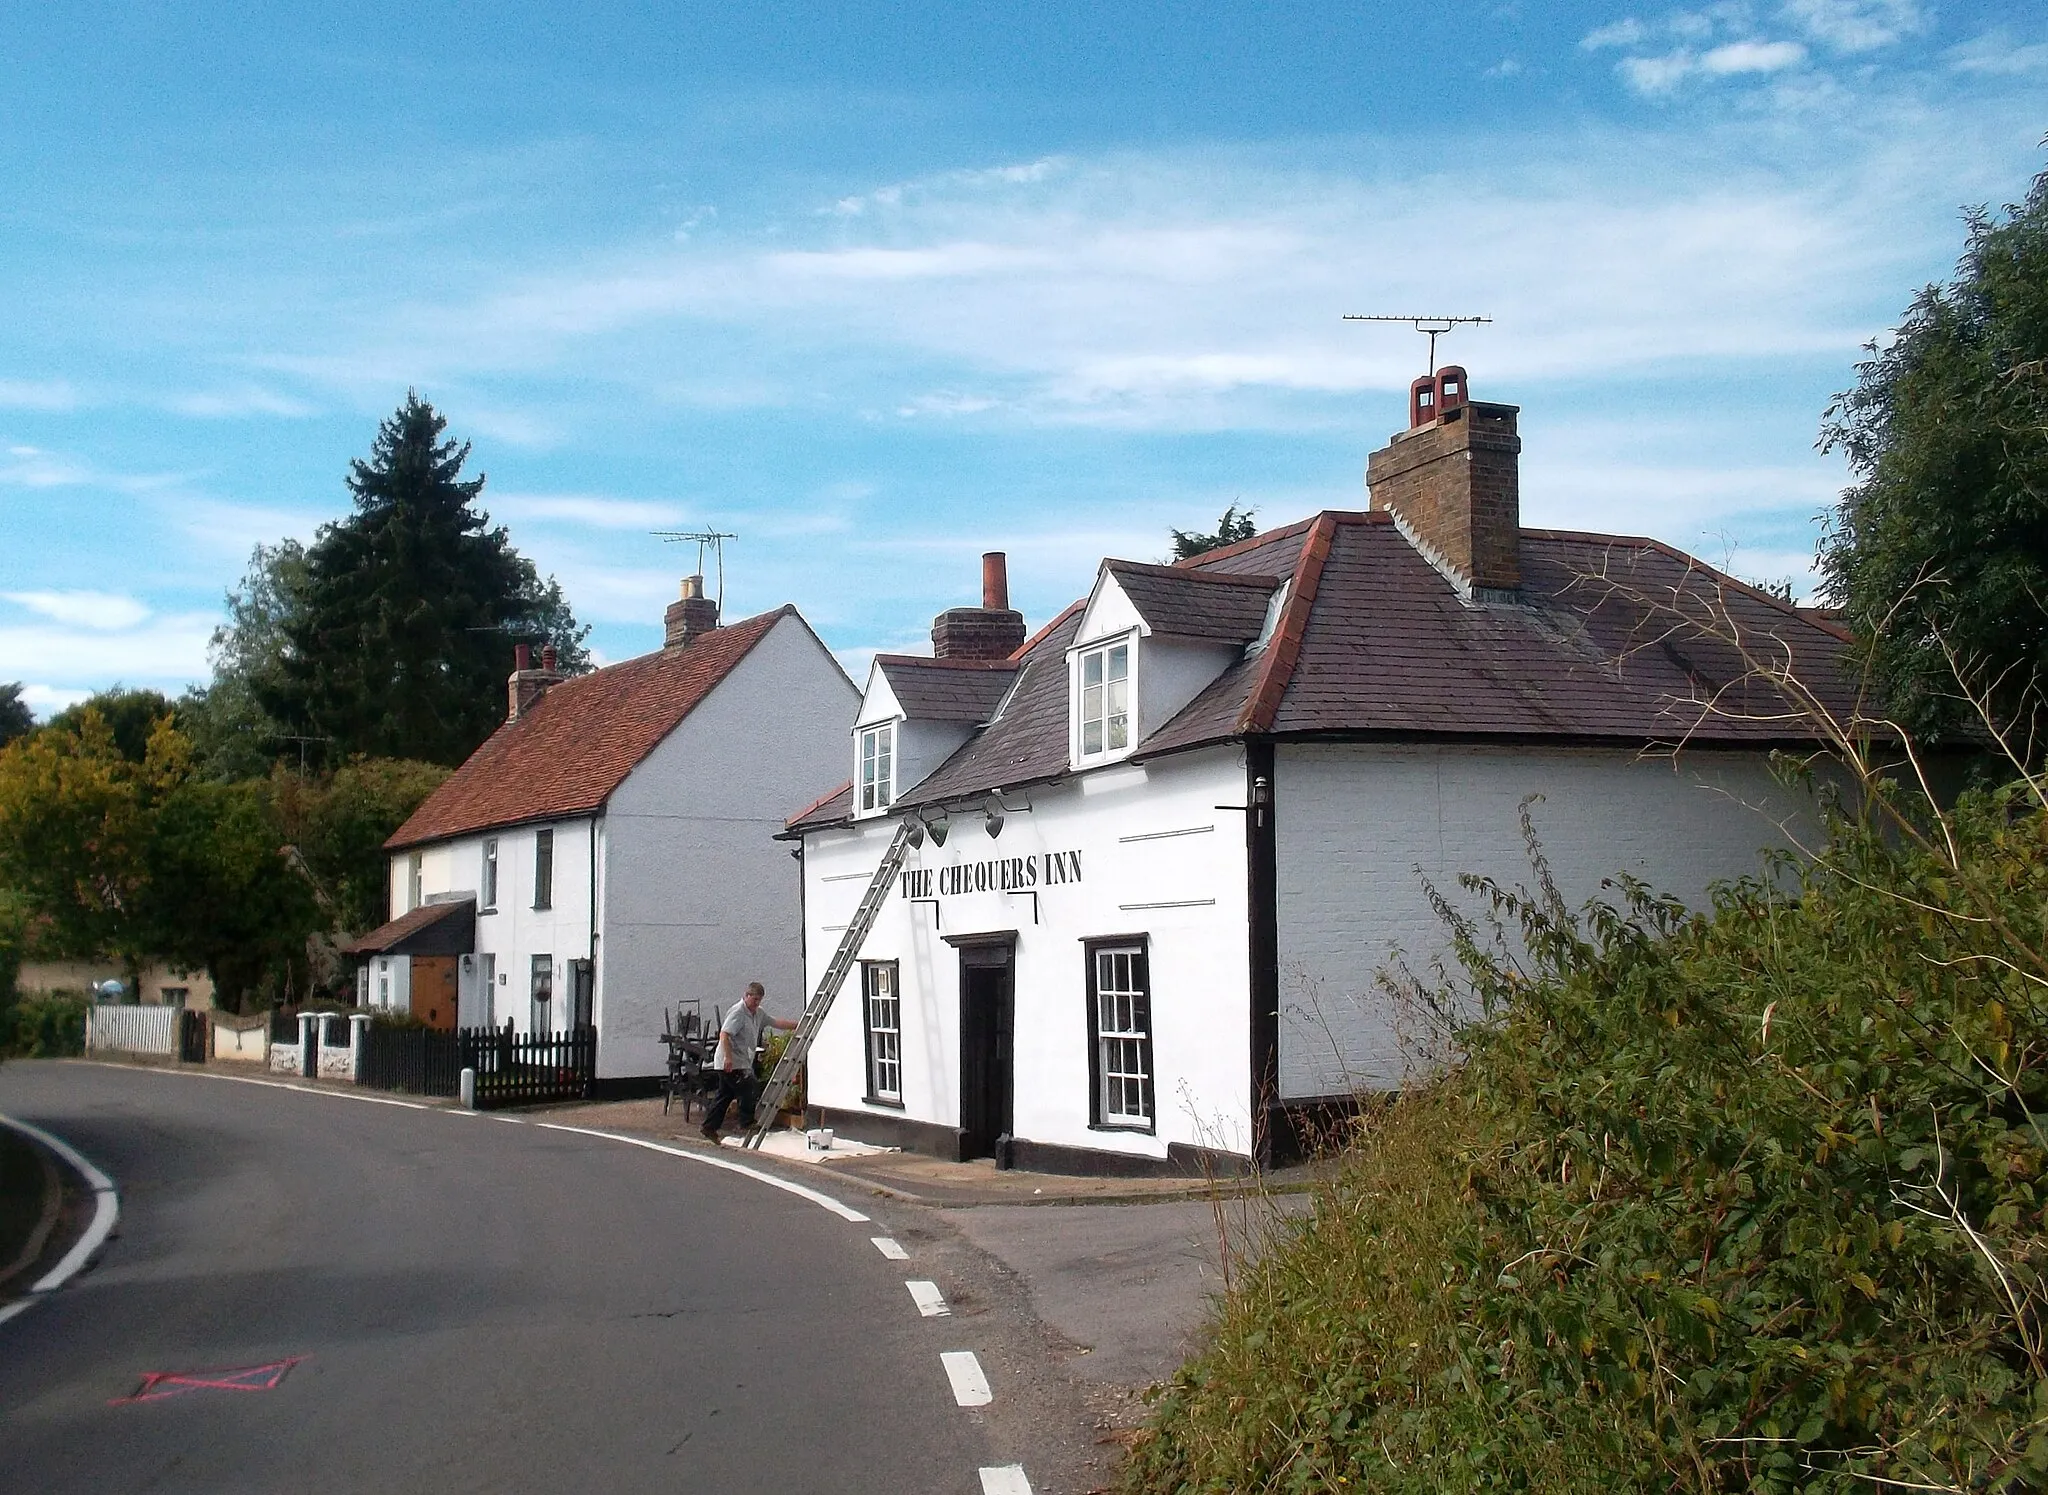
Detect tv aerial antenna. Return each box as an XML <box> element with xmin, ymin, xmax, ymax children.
<box><xmin>651</xmin><ymin>528</ymin><xmax>737</xmax><ymax>612</ymax></box>
<box><xmin>1342</xmin><ymin>314</ymin><xmax>1492</xmax><ymax>374</ymax></box>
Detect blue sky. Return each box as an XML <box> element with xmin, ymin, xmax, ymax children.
<box><xmin>2</xmin><ymin>1</ymin><xmax>2044</xmax><ymax>716</ymax></box>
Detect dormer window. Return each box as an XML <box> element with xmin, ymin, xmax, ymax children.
<box><xmin>1078</xmin><ymin>642</ymin><xmax>1130</xmax><ymax>757</ymax></box>
<box><xmin>859</xmin><ymin>722</ymin><xmax>895</xmax><ymax>811</ymax></box>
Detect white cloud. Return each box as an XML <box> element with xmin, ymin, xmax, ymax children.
<box><xmin>492</xmin><ymin>493</ymin><xmax>689</xmax><ymax>529</ymax></box>
<box><xmin>1485</xmin><ymin>57</ymin><xmax>1525</xmax><ymax>78</ymax></box>
<box><xmin>3</xmin><ymin>591</ymin><xmax>152</xmax><ymax>631</ymax></box>
<box><xmin>1781</xmin><ymin>0</ymin><xmax>1926</xmax><ymax>53</ymax></box>
<box><xmin>0</xmin><ymin>614</ymin><xmax>215</xmax><ymax>683</ymax></box>
<box><xmin>0</xmin><ymin>379</ymin><xmax>82</xmax><ymax>412</ymax></box>
<box><xmin>1947</xmin><ymin>32</ymin><xmax>2048</xmax><ymax>76</ymax></box>
<box><xmin>166</xmin><ymin>386</ymin><xmax>316</xmax><ymax>419</ymax></box>
<box><xmin>1701</xmin><ymin>39</ymin><xmax>1807</xmax><ymax>73</ymax></box>
<box><xmin>17</xmin><ymin>684</ymin><xmax>91</xmax><ymax>718</ymax></box>
<box><xmin>1583</xmin><ymin>18</ymin><xmax>1649</xmax><ymax>49</ymax></box>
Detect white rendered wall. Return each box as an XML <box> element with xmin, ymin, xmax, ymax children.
<box><xmin>803</xmin><ymin>746</ymin><xmax>1255</xmax><ymax>1162</ymax></box>
<box><xmin>1272</xmin><ymin>743</ymin><xmax>1820</xmax><ymax>1098</ymax></box>
<box><xmin>386</xmin><ymin>822</ymin><xmax>595</xmax><ymax>1034</ymax></box>
<box><xmin>601</xmin><ymin>614</ymin><xmax>859</xmax><ymax>1078</ymax></box>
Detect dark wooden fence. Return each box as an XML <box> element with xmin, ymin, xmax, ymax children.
<box><xmin>462</xmin><ymin>1025</ymin><xmax>597</xmax><ymax>1109</ymax></box>
<box><xmin>270</xmin><ymin>1010</ymin><xmax>298</xmax><ymax>1043</ymax></box>
<box><xmin>359</xmin><ymin>1023</ymin><xmax>464</xmax><ymax>1097</ymax></box>
<box><xmin>354</xmin><ymin>1022</ymin><xmax>596</xmax><ymax>1108</ymax></box>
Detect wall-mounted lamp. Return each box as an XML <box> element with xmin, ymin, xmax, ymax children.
<box><xmin>982</xmin><ymin>789</ymin><xmax>1032</xmax><ymax>839</ymax></box>
<box><xmin>1250</xmin><ymin>774</ymin><xmax>1273</xmax><ymax>830</ymax></box>
<box><xmin>918</xmin><ymin>806</ymin><xmax>950</xmax><ymax>847</ymax></box>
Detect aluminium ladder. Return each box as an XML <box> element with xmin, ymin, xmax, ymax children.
<box><xmin>744</xmin><ymin>819</ymin><xmax>917</xmax><ymax>1148</ymax></box>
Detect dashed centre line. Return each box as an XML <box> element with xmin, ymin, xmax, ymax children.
<box><xmin>940</xmin><ymin>1350</ymin><xmax>992</xmax><ymax>1407</ymax></box>
<box><xmin>906</xmin><ymin>1280</ymin><xmax>949</xmax><ymax>1317</ymax></box>
<box><xmin>979</xmin><ymin>1466</ymin><xmax>1034</xmax><ymax>1495</ymax></box>
<box><xmin>871</xmin><ymin>1236</ymin><xmax>908</xmax><ymax>1260</ymax></box>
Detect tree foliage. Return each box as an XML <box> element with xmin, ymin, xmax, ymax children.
<box><xmin>1821</xmin><ymin>165</ymin><xmax>2048</xmax><ymax>745</ymax></box>
<box><xmin>1123</xmin><ymin>782</ymin><xmax>2048</xmax><ymax>1493</ymax></box>
<box><xmin>0</xmin><ymin>684</ymin><xmax>30</xmax><ymax>750</ymax></box>
<box><xmin>181</xmin><ymin>539</ymin><xmax>311</xmax><ymax>780</ymax></box>
<box><xmin>0</xmin><ymin>704</ymin><xmax>447</xmax><ymax>1011</ymax></box>
<box><xmin>259</xmin><ymin>392</ymin><xmax>589</xmax><ymax>767</ymax></box>
<box><xmin>1171</xmin><ymin>506</ymin><xmax>1259</xmax><ymax>560</ymax></box>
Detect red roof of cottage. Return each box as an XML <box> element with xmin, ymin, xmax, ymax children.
<box><xmin>388</xmin><ymin>606</ymin><xmax>796</xmax><ymax>850</ymax></box>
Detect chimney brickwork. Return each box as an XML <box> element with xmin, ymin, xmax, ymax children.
<box><xmin>932</xmin><ymin>550</ymin><xmax>1026</xmax><ymax>660</ymax></box>
<box><xmin>664</xmin><ymin>575</ymin><xmax>720</xmax><ymax>649</ymax></box>
<box><xmin>507</xmin><ymin>642</ymin><xmax>565</xmax><ymax>723</ymax></box>
<box><xmin>1366</xmin><ymin>398</ymin><xmax>1523</xmax><ymax>600</ymax></box>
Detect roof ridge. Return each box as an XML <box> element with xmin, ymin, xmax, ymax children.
<box><xmin>1526</xmin><ymin>529</ymin><xmax>1852</xmax><ymax>643</ymax></box>
<box><xmin>876</xmin><ymin>653</ymin><xmax>1020</xmax><ymax>672</ymax></box>
<box><xmin>1237</xmin><ymin>513</ymin><xmax>1339</xmax><ymax>733</ymax></box>
<box><xmin>1175</xmin><ymin>513</ymin><xmax>1318</xmax><ymax>569</ymax></box>
<box><xmin>386</xmin><ymin>605</ymin><xmax>795</xmax><ymax>850</ymax></box>
<box><xmin>1108</xmin><ymin>558</ymin><xmax>1283</xmax><ymax>586</ymax></box>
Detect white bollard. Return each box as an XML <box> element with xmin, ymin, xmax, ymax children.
<box><xmin>460</xmin><ymin>1067</ymin><xmax>477</xmax><ymax>1110</ymax></box>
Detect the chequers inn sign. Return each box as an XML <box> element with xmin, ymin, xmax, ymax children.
<box><xmin>898</xmin><ymin>850</ymin><xmax>1084</xmax><ymax>900</ymax></box>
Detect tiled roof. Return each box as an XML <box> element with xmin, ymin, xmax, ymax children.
<box><xmin>388</xmin><ymin>607</ymin><xmax>796</xmax><ymax>849</ymax></box>
<box><xmin>875</xmin><ymin>656</ymin><xmax>1019</xmax><ymax>722</ymax></box>
<box><xmin>785</xmin><ymin>779</ymin><xmax>853</xmax><ymax>833</ymax></box>
<box><xmin>1102</xmin><ymin>560</ymin><xmax>1281</xmax><ymax>642</ymax></box>
<box><xmin>894</xmin><ymin>608</ymin><xmax>1085</xmax><ymax>809</ymax></box>
<box><xmin>340</xmin><ymin>897</ymin><xmax>475</xmax><ymax>955</ymax></box>
<box><xmin>874</xmin><ymin>511</ymin><xmax>1858</xmax><ymax>811</ymax></box>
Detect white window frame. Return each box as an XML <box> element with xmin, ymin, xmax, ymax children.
<box><xmin>1075</xmin><ymin>638</ymin><xmax>1132</xmax><ymax>762</ymax></box>
<box><xmin>862</xmin><ymin>961</ymin><xmax>902</xmax><ymax>1105</ymax></box>
<box><xmin>481</xmin><ymin>837</ymin><xmax>499</xmax><ymax>912</ymax></box>
<box><xmin>858</xmin><ymin>722</ymin><xmax>895</xmax><ymax>813</ymax></box>
<box><xmin>1088</xmin><ymin>941</ymin><xmax>1154</xmax><ymax>1131</ymax></box>
<box><xmin>407</xmin><ymin>851</ymin><xmax>424</xmax><ymax>912</ymax></box>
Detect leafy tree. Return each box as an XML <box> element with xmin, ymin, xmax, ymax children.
<box><xmin>0</xmin><ymin>684</ymin><xmax>31</xmax><ymax>749</ymax></box>
<box><xmin>1821</xmin><ymin>164</ymin><xmax>2048</xmax><ymax>743</ymax></box>
<box><xmin>44</xmin><ymin>688</ymin><xmax>178</xmax><ymax>762</ymax></box>
<box><xmin>182</xmin><ymin>540</ymin><xmax>311</xmax><ymax>779</ymax></box>
<box><xmin>1171</xmin><ymin>506</ymin><xmax>1258</xmax><ymax>560</ymax></box>
<box><xmin>260</xmin><ymin>393</ymin><xmax>590</xmax><ymax>766</ymax></box>
<box><xmin>272</xmin><ymin>756</ymin><xmax>450</xmax><ymax>934</ymax></box>
<box><xmin>0</xmin><ymin>709</ymin><xmax>184</xmax><ymax>990</ymax></box>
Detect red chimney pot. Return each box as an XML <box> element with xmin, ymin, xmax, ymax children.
<box><xmin>540</xmin><ymin>643</ymin><xmax>557</xmax><ymax>671</ymax></box>
<box><xmin>514</xmin><ymin>642</ymin><xmax>532</xmax><ymax>671</ymax></box>
<box><xmin>982</xmin><ymin>552</ymin><xmax>1010</xmax><ymax>611</ymax></box>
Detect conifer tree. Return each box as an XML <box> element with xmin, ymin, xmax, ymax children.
<box><xmin>262</xmin><ymin>393</ymin><xmax>588</xmax><ymax>765</ymax></box>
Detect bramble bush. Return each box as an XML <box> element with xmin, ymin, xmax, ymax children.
<box><xmin>1120</xmin><ymin>779</ymin><xmax>2048</xmax><ymax>1493</ymax></box>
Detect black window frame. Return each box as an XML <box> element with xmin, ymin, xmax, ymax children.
<box><xmin>860</xmin><ymin>959</ymin><xmax>904</xmax><ymax>1107</ymax></box>
<box><xmin>1085</xmin><ymin>935</ymin><xmax>1155</xmax><ymax>1134</ymax></box>
<box><xmin>533</xmin><ymin>827</ymin><xmax>554</xmax><ymax>910</ymax></box>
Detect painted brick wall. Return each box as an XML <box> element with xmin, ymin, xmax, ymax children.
<box><xmin>1273</xmin><ymin>742</ymin><xmax>1820</xmax><ymax>1098</ymax></box>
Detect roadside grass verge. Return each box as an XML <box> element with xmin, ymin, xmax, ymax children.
<box><xmin>1121</xmin><ymin>784</ymin><xmax>2048</xmax><ymax>1493</ymax></box>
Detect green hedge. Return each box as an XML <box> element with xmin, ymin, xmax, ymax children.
<box><xmin>1122</xmin><ymin>786</ymin><xmax>2048</xmax><ymax>1494</ymax></box>
<box><xmin>0</xmin><ymin>992</ymin><xmax>87</xmax><ymax>1058</ymax></box>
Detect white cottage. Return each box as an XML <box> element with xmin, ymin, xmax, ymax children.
<box><xmin>786</xmin><ymin>377</ymin><xmax>1856</xmax><ymax>1173</ymax></box>
<box><xmin>348</xmin><ymin>579</ymin><xmax>859</xmax><ymax>1084</ymax></box>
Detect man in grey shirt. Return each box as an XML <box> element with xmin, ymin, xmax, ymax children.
<box><xmin>701</xmin><ymin>981</ymin><xmax>797</xmax><ymax>1140</ymax></box>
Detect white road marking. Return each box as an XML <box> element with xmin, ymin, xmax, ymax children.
<box><xmin>906</xmin><ymin>1280</ymin><xmax>949</xmax><ymax>1317</ymax></box>
<box><xmin>533</xmin><ymin>1123</ymin><xmax>870</xmax><ymax>1223</ymax></box>
<box><xmin>0</xmin><ymin>1116</ymin><xmax>120</xmax><ymax>1329</ymax></box>
<box><xmin>104</xmin><ymin>1064</ymin><xmax>431</xmax><ymax>1110</ymax></box>
<box><xmin>941</xmin><ymin>1350</ymin><xmax>992</xmax><ymax>1407</ymax></box>
<box><xmin>871</xmin><ymin>1237</ymin><xmax>908</xmax><ymax>1260</ymax></box>
<box><xmin>979</xmin><ymin>1467</ymin><xmax>1033</xmax><ymax>1495</ymax></box>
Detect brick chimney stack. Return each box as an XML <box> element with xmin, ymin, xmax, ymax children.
<box><xmin>507</xmin><ymin>640</ymin><xmax>565</xmax><ymax>722</ymax></box>
<box><xmin>664</xmin><ymin>575</ymin><xmax>720</xmax><ymax>650</ymax></box>
<box><xmin>932</xmin><ymin>551</ymin><xmax>1027</xmax><ymax>660</ymax></box>
<box><xmin>1366</xmin><ymin>367</ymin><xmax>1522</xmax><ymax>601</ymax></box>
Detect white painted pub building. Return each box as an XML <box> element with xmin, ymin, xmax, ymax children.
<box><xmin>788</xmin><ymin>373</ymin><xmax>1854</xmax><ymax>1174</ymax></box>
<box><xmin>348</xmin><ymin>580</ymin><xmax>857</xmax><ymax>1083</ymax></box>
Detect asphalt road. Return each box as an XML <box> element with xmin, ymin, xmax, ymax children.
<box><xmin>0</xmin><ymin>1062</ymin><xmax>1014</xmax><ymax>1494</ymax></box>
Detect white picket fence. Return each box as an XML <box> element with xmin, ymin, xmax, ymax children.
<box><xmin>85</xmin><ymin>1003</ymin><xmax>178</xmax><ymax>1057</ymax></box>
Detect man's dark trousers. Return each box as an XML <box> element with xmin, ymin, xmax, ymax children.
<box><xmin>703</xmin><ymin>1068</ymin><xmax>759</xmax><ymax>1132</ymax></box>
